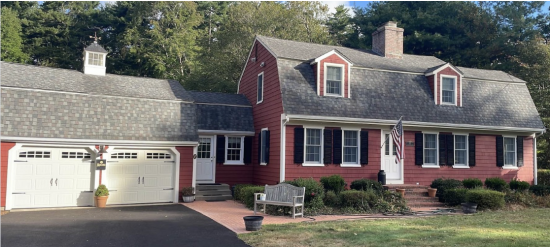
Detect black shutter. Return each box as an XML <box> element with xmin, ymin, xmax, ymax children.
<box><xmin>415</xmin><ymin>133</ymin><xmax>423</xmax><ymax>165</ymax></box>
<box><xmin>360</xmin><ymin>130</ymin><xmax>369</xmax><ymax>165</ymax></box>
<box><xmin>216</xmin><ymin>135</ymin><xmax>225</xmax><ymax>164</ymax></box>
<box><xmin>265</xmin><ymin>130</ymin><xmax>270</xmax><ymax>164</ymax></box>
<box><xmin>496</xmin><ymin>135</ymin><xmax>504</xmax><ymax>167</ymax></box>
<box><xmin>468</xmin><ymin>135</ymin><xmax>476</xmax><ymax>166</ymax></box>
<box><xmin>332</xmin><ymin>129</ymin><xmax>342</xmax><ymax>164</ymax></box>
<box><xmin>446</xmin><ymin>134</ymin><xmax>454</xmax><ymax>166</ymax></box>
<box><xmin>258</xmin><ymin>132</ymin><xmax>262</xmax><ymax>163</ymax></box>
<box><xmin>323</xmin><ymin>129</ymin><xmax>333</xmax><ymax>164</ymax></box>
<box><xmin>294</xmin><ymin>127</ymin><xmax>304</xmax><ymax>164</ymax></box>
<box><xmin>517</xmin><ymin>136</ymin><xmax>524</xmax><ymax>167</ymax></box>
<box><xmin>244</xmin><ymin>136</ymin><xmax>253</xmax><ymax>164</ymax></box>
<box><xmin>439</xmin><ymin>134</ymin><xmax>447</xmax><ymax>166</ymax></box>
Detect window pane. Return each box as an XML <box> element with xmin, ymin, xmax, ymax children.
<box><xmin>326</xmin><ymin>80</ymin><xmax>341</xmax><ymax>95</ymax></box>
<box><xmin>425</xmin><ymin>134</ymin><xmax>436</xmax><ymax>148</ymax></box>
<box><xmin>260</xmin><ymin>130</ymin><xmax>267</xmax><ymax>163</ymax></box>
<box><xmin>257</xmin><ymin>74</ymin><xmax>263</xmax><ymax>102</ymax></box>
<box><xmin>306</xmin><ymin>129</ymin><xmax>321</xmax><ymax>145</ymax></box>
<box><xmin>344</xmin><ymin>131</ymin><xmax>357</xmax><ymax>146</ymax></box>
<box><xmin>305</xmin><ymin>129</ymin><xmax>322</xmax><ymax>162</ymax></box>
<box><xmin>504</xmin><ymin>138</ymin><xmax>515</xmax><ymax>152</ymax></box>
<box><xmin>504</xmin><ymin>138</ymin><xmax>516</xmax><ymax>165</ymax></box>
<box><xmin>327</xmin><ymin>66</ymin><xmax>341</xmax><ymax>81</ymax></box>
<box><xmin>306</xmin><ymin>146</ymin><xmax>321</xmax><ymax>162</ymax></box>
<box><xmin>455</xmin><ymin>135</ymin><xmax>466</xmax><ymax>149</ymax></box>
<box><xmin>442</xmin><ymin>90</ymin><xmax>454</xmax><ymax>103</ymax></box>
<box><xmin>99</xmin><ymin>54</ymin><xmax>104</xmax><ymax>66</ymax></box>
<box><xmin>344</xmin><ymin>147</ymin><xmax>357</xmax><ymax>163</ymax></box>
<box><xmin>425</xmin><ymin>149</ymin><xmax>436</xmax><ymax>164</ymax></box>
<box><xmin>442</xmin><ymin>78</ymin><xmax>454</xmax><ymax>90</ymax></box>
<box><xmin>456</xmin><ymin>150</ymin><xmax>466</xmax><ymax>164</ymax></box>
<box><xmin>385</xmin><ymin>134</ymin><xmax>389</xmax><ymax>155</ymax></box>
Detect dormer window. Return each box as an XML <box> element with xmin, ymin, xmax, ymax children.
<box><xmin>88</xmin><ymin>53</ymin><xmax>104</xmax><ymax>67</ymax></box>
<box><xmin>325</xmin><ymin>64</ymin><xmax>344</xmax><ymax>97</ymax></box>
<box><xmin>441</xmin><ymin>76</ymin><xmax>456</xmax><ymax>104</ymax></box>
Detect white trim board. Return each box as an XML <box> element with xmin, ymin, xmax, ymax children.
<box><xmin>197</xmin><ymin>130</ymin><xmax>255</xmax><ymax>136</ymax></box>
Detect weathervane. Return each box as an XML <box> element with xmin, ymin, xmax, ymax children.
<box><xmin>89</xmin><ymin>32</ymin><xmax>101</xmax><ymax>43</ymax></box>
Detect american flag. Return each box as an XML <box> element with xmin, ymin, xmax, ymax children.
<box><xmin>391</xmin><ymin>118</ymin><xmax>404</xmax><ymax>164</ymax></box>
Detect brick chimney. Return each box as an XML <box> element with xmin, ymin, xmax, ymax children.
<box><xmin>371</xmin><ymin>21</ymin><xmax>404</xmax><ymax>59</ymax></box>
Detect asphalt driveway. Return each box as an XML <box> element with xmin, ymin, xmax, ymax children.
<box><xmin>1</xmin><ymin>204</ymin><xmax>250</xmax><ymax>247</ymax></box>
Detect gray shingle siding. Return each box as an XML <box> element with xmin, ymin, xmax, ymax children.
<box><xmin>1</xmin><ymin>88</ymin><xmax>197</xmax><ymax>141</ymax></box>
<box><xmin>188</xmin><ymin>91</ymin><xmax>251</xmax><ymax>106</ymax></box>
<box><xmin>279</xmin><ymin>59</ymin><xmax>544</xmax><ymax>129</ymax></box>
<box><xmin>195</xmin><ymin>104</ymin><xmax>254</xmax><ymax>132</ymax></box>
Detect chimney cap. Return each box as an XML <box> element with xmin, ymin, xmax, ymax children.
<box><xmin>378</xmin><ymin>21</ymin><xmax>398</xmax><ymax>29</ymax></box>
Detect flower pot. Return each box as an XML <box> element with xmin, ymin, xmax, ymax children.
<box><xmin>427</xmin><ymin>188</ymin><xmax>437</xmax><ymax>197</ymax></box>
<box><xmin>461</xmin><ymin>202</ymin><xmax>477</xmax><ymax>214</ymax></box>
<box><xmin>259</xmin><ymin>193</ymin><xmax>266</xmax><ymax>201</ymax></box>
<box><xmin>243</xmin><ymin>216</ymin><xmax>264</xmax><ymax>231</ymax></box>
<box><xmin>396</xmin><ymin>188</ymin><xmax>406</xmax><ymax>197</ymax></box>
<box><xmin>182</xmin><ymin>195</ymin><xmax>195</xmax><ymax>203</ymax></box>
<box><xmin>95</xmin><ymin>196</ymin><xmax>108</xmax><ymax>208</ymax></box>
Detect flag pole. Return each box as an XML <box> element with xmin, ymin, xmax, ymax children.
<box><xmin>380</xmin><ymin>116</ymin><xmax>403</xmax><ymax>149</ymax></box>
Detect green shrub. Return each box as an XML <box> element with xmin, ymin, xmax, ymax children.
<box><xmin>240</xmin><ymin>186</ymin><xmax>265</xmax><ymax>208</ymax></box>
<box><xmin>443</xmin><ymin>188</ymin><xmax>468</xmax><ymax>206</ymax></box>
<box><xmin>505</xmin><ymin>190</ymin><xmax>536</xmax><ymax>206</ymax></box>
<box><xmin>181</xmin><ymin>187</ymin><xmax>194</xmax><ymax>196</ymax></box>
<box><xmin>485</xmin><ymin>177</ymin><xmax>508</xmax><ymax>192</ymax></box>
<box><xmin>339</xmin><ymin>190</ymin><xmax>377</xmax><ymax>210</ymax></box>
<box><xmin>430</xmin><ymin>178</ymin><xmax>462</xmax><ymax>201</ymax></box>
<box><xmin>323</xmin><ymin>190</ymin><xmax>340</xmax><ymax>207</ymax></box>
<box><xmin>320</xmin><ymin>175</ymin><xmax>346</xmax><ymax>194</ymax></box>
<box><xmin>530</xmin><ymin>185</ymin><xmax>550</xmax><ymax>196</ymax></box>
<box><xmin>285</xmin><ymin>178</ymin><xmax>325</xmax><ymax>211</ymax></box>
<box><xmin>350</xmin><ymin>179</ymin><xmax>383</xmax><ymax>193</ymax></box>
<box><xmin>538</xmin><ymin>170</ymin><xmax>550</xmax><ymax>186</ymax></box>
<box><xmin>509</xmin><ymin>179</ymin><xmax>530</xmax><ymax>191</ymax></box>
<box><xmin>462</xmin><ymin>178</ymin><xmax>483</xmax><ymax>189</ymax></box>
<box><xmin>95</xmin><ymin>184</ymin><xmax>109</xmax><ymax>197</ymax></box>
<box><xmin>465</xmin><ymin>189</ymin><xmax>505</xmax><ymax>210</ymax></box>
<box><xmin>233</xmin><ymin>184</ymin><xmax>255</xmax><ymax>201</ymax></box>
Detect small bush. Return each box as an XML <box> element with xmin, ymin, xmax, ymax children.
<box><xmin>181</xmin><ymin>187</ymin><xmax>194</xmax><ymax>196</ymax></box>
<box><xmin>462</xmin><ymin>178</ymin><xmax>483</xmax><ymax>189</ymax></box>
<box><xmin>240</xmin><ymin>186</ymin><xmax>265</xmax><ymax>208</ymax></box>
<box><xmin>350</xmin><ymin>179</ymin><xmax>383</xmax><ymax>193</ymax></box>
<box><xmin>530</xmin><ymin>185</ymin><xmax>550</xmax><ymax>196</ymax></box>
<box><xmin>285</xmin><ymin>178</ymin><xmax>325</xmax><ymax>211</ymax></box>
<box><xmin>339</xmin><ymin>190</ymin><xmax>377</xmax><ymax>210</ymax></box>
<box><xmin>538</xmin><ymin>170</ymin><xmax>550</xmax><ymax>186</ymax></box>
<box><xmin>485</xmin><ymin>177</ymin><xmax>508</xmax><ymax>192</ymax></box>
<box><xmin>320</xmin><ymin>175</ymin><xmax>346</xmax><ymax>194</ymax></box>
<box><xmin>430</xmin><ymin>178</ymin><xmax>462</xmax><ymax>201</ymax></box>
<box><xmin>233</xmin><ymin>184</ymin><xmax>255</xmax><ymax>201</ymax></box>
<box><xmin>323</xmin><ymin>190</ymin><xmax>340</xmax><ymax>207</ymax></box>
<box><xmin>465</xmin><ymin>189</ymin><xmax>505</xmax><ymax>210</ymax></box>
<box><xmin>95</xmin><ymin>184</ymin><xmax>109</xmax><ymax>197</ymax></box>
<box><xmin>505</xmin><ymin>190</ymin><xmax>536</xmax><ymax>206</ymax></box>
<box><xmin>509</xmin><ymin>179</ymin><xmax>530</xmax><ymax>191</ymax></box>
<box><xmin>443</xmin><ymin>188</ymin><xmax>468</xmax><ymax>206</ymax></box>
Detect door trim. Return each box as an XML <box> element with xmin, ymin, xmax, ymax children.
<box><xmin>380</xmin><ymin>130</ymin><xmax>404</xmax><ymax>184</ymax></box>
<box><xmin>196</xmin><ymin>136</ymin><xmax>216</xmax><ymax>183</ymax></box>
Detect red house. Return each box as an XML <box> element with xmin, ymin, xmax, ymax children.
<box><xmin>234</xmin><ymin>21</ymin><xmax>545</xmax><ymax>187</ymax></box>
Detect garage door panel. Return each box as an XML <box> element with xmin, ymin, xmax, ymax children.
<box><xmin>16</xmin><ymin>164</ymin><xmax>33</xmax><ymax>175</ymax></box>
<box><xmin>159</xmin><ymin>191</ymin><xmax>173</xmax><ymax>202</ymax></box>
<box><xmin>36</xmin><ymin>165</ymin><xmax>53</xmax><ymax>175</ymax></box>
<box><xmin>124</xmin><ymin>165</ymin><xmax>139</xmax><ymax>175</ymax></box>
<box><xmin>13</xmin><ymin>194</ymin><xmax>31</xmax><ymax>207</ymax></box>
<box><xmin>58</xmin><ymin>165</ymin><xmax>75</xmax><ymax>175</ymax></box>
<box><xmin>35</xmin><ymin>178</ymin><xmax>53</xmax><ymax>190</ymax></box>
<box><xmin>123</xmin><ymin>192</ymin><xmax>139</xmax><ymax>203</ymax></box>
<box><xmin>144</xmin><ymin>165</ymin><xmax>158</xmax><ymax>175</ymax></box>
<box><xmin>143</xmin><ymin>177</ymin><xmax>158</xmax><ymax>187</ymax></box>
<box><xmin>76</xmin><ymin>179</ymin><xmax>92</xmax><ymax>190</ymax></box>
<box><xmin>124</xmin><ymin>177</ymin><xmax>140</xmax><ymax>188</ymax></box>
<box><xmin>159</xmin><ymin>165</ymin><xmax>172</xmax><ymax>175</ymax></box>
<box><xmin>58</xmin><ymin>178</ymin><xmax>75</xmax><ymax>190</ymax></box>
<box><xmin>57</xmin><ymin>193</ymin><xmax>74</xmax><ymax>206</ymax></box>
<box><xmin>77</xmin><ymin>163</ymin><xmax>94</xmax><ymax>175</ymax></box>
<box><xmin>77</xmin><ymin>192</ymin><xmax>94</xmax><ymax>206</ymax></box>
<box><xmin>34</xmin><ymin>194</ymin><xmax>51</xmax><ymax>206</ymax></box>
<box><xmin>158</xmin><ymin>177</ymin><xmax>172</xmax><ymax>187</ymax></box>
<box><xmin>142</xmin><ymin>191</ymin><xmax>158</xmax><ymax>202</ymax></box>
<box><xmin>14</xmin><ymin>179</ymin><xmax>33</xmax><ymax>191</ymax></box>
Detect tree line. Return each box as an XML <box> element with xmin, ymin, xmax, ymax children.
<box><xmin>1</xmin><ymin>1</ymin><xmax>549</xmax><ymax>168</ymax></box>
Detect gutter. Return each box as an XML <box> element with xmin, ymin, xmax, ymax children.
<box><xmin>1</xmin><ymin>136</ymin><xmax>198</xmax><ymax>147</ymax></box>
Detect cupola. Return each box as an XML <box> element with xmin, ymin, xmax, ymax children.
<box><xmin>83</xmin><ymin>34</ymin><xmax>108</xmax><ymax>76</ymax></box>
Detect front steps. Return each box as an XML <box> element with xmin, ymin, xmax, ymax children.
<box><xmin>384</xmin><ymin>184</ymin><xmax>446</xmax><ymax>208</ymax></box>
<box><xmin>195</xmin><ymin>183</ymin><xmax>233</xmax><ymax>201</ymax></box>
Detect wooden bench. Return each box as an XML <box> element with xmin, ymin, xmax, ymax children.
<box><xmin>254</xmin><ymin>183</ymin><xmax>305</xmax><ymax>219</ymax></box>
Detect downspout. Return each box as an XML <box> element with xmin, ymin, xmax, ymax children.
<box><xmin>534</xmin><ymin>130</ymin><xmax>546</xmax><ymax>185</ymax></box>
<box><xmin>280</xmin><ymin>114</ymin><xmax>289</xmax><ymax>183</ymax></box>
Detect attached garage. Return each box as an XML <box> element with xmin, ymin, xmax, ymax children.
<box><xmin>11</xmin><ymin>147</ymin><xmax>95</xmax><ymax>209</ymax></box>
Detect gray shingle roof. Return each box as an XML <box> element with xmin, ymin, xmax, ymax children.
<box><xmin>189</xmin><ymin>91</ymin><xmax>251</xmax><ymax>106</ymax></box>
<box><xmin>1</xmin><ymin>62</ymin><xmax>194</xmax><ymax>101</ymax></box>
<box><xmin>278</xmin><ymin>59</ymin><xmax>544</xmax><ymax>130</ymax></box>
<box><xmin>258</xmin><ymin>35</ymin><xmax>524</xmax><ymax>83</ymax></box>
<box><xmin>195</xmin><ymin>104</ymin><xmax>254</xmax><ymax>132</ymax></box>
<box><xmin>84</xmin><ymin>42</ymin><xmax>108</xmax><ymax>53</ymax></box>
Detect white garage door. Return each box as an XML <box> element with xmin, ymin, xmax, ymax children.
<box><xmin>12</xmin><ymin>148</ymin><xmax>95</xmax><ymax>209</ymax></box>
<box><xmin>106</xmin><ymin>149</ymin><xmax>175</xmax><ymax>204</ymax></box>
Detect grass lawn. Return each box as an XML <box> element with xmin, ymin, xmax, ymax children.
<box><xmin>239</xmin><ymin>208</ymin><xmax>550</xmax><ymax>247</ymax></box>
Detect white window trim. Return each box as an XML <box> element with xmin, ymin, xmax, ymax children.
<box><xmin>260</xmin><ymin>128</ymin><xmax>268</xmax><ymax>166</ymax></box>
<box><xmin>86</xmin><ymin>52</ymin><xmax>105</xmax><ymax>67</ymax></box>
<box><xmin>440</xmin><ymin>75</ymin><xmax>458</xmax><ymax>106</ymax></box>
<box><xmin>257</xmin><ymin>72</ymin><xmax>264</xmax><ymax>104</ymax></box>
<box><xmin>303</xmin><ymin>126</ymin><xmax>324</xmax><ymax>167</ymax></box>
<box><xmin>224</xmin><ymin>136</ymin><xmax>244</xmax><ymax>165</ymax></box>
<box><xmin>502</xmin><ymin>135</ymin><xmax>517</xmax><ymax>168</ymax></box>
<box><xmin>452</xmin><ymin>133</ymin><xmax>470</xmax><ymax>169</ymax></box>
<box><xmin>422</xmin><ymin>131</ymin><xmax>440</xmax><ymax>168</ymax></box>
<box><xmin>341</xmin><ymin>128</ymin><xmax>361</xmax><ymax>167</ymax></box>
<box><xmin>323</xmin><ymin>63</ymin><xmax>345</xmax><ymax>97</ymax></box>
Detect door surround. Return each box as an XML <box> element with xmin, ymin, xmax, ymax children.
<box><xmin>380</xmin><ymin>130</ymin><xmax>404</xmax><ymax>184</ymax></box>
<box><xmin>196</xmin><ymin>136</ymin><xmax>216</xmax><ymax>184</ymax></box>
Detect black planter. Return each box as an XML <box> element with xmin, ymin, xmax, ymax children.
<box><xmin>461</xmin><ymin>202</ymin><xmax>477</xmax><ymax>214</ymax></box>
<box><xmin>243</xmin><ymin>216</ymin><xmax>264</xmax><ymax>231</ymax></box>
<box><xmin>378</xmin><ymin>170</ymin><xmax>386</xmax><ymax>185</ymax></box>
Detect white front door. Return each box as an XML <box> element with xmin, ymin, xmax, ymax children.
<box><xmin>12</xmin><ymin>148</ymin><xmax>95</xmax><ymax>209</ymax></box>
<box><xmin>196</xmin><ymin>136</ymin><xmax>215</xmax><ymax>183</ymax></box>
<box><xmin>382</xmin><ymin>132</ymin><xmax>403</xmax><ymax>184</ymax></box>
<box><xmin>106</xmin><ymin>150</ymin><xmax>175</xmax><ymax>204</ymax></box>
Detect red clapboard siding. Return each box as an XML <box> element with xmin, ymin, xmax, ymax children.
<box><xmin>284</xmin><ymin>126</ymin><xmax>381</xmax><ymax>187</ymax></box>
<box><xmin>237</xmin><ymin>40</ymin><xmax>284</xmax><ymax>186</ymax></box>
<box><xmin>318</xmin><ymin>54</ymin><xmax>350</xmax><ymax>98</ymax></box>
<box><xmin>403</xmin><ymin>132</ymin><xmax>535</xmax><ymax>185</ymax></box>
<box><xmin>177</xmin><ymin>146</ymin><xmax>194</xmax><ymax>190</ymax></box>
<box><xmin>427</xmin><ymin>75</ymin><xmax>435</xmax><ymax>98</ymax></box>
<box><xmin>436</xmin><ymin>67</ymin><xmax>461</xmax><ymax>106</ymax></box>
<box><xmin>1</xmin><ymin>142</ymin><xmax>16</xmax><ymax>207</ymax></box>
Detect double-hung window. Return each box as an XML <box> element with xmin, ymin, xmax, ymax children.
<box><xmin>454</xmin><ymin>135</ymin><xmax>468</xmax><ymax>167</ymax></box>
<box><xmin>257</xmin><ymin>72</ymin><xmax>264</xmax><ymax>103</ymax></box>
<box><xmin>225</xmin><ymin>136</ymin><xmax>244</xmax><ymax>164</ymax></box>
<box><xmin>88</xmin><ymin>53</ymin><xmax>104</xmax><ymax>67</ymax></box>
<box><xmin>504</xmin><ymin>137</ymin><xmax>516</xmax><ymax>167</ymax></box>
<box><xmin>326</xmin><ymin>65</ymin><xmax>343</xmax><ymax>96</ymax></box>
<box><xmin>424</xmin><ymin>134</ymin><xmax>437</xmax><ymax>165</ymax></box>
<box><xmin>260</xmin><ymin>129</ymin><xmax>268</xmax><ymax>165</ymax></box>
<box><xmin>343</xmin><ymin>130</ymin><xmax>359</xmax><ymax>164</ymax></box>
<box><xmin>305</xmin><ymin>128</ymin><xmax>322</xmax><ymax>164</ymax></box>
<box><xmin>441</xmin><ymin>77</ymin><xmax>456</xmax><ymax>104</ymax></box>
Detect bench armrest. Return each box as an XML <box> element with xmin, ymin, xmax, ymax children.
<box><xmin>254</xmin><ymin>193</ymin><xmax>262</xmax><ymax>202</ymax></box>
<box><xmin>293</xmin><ymin>195</ymin><xmax>304</xmax><ymax>205</ymax></box>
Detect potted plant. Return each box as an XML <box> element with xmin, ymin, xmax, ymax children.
<box><xmin>181</xmin><ymin>187</ymin><xmax>195</xmax><ymax>203</ymax></box>
<box><xmin>427</xmin><ymin>187</ymin><xmax>437</xmax><ymax>197</ymax></box>
<box><xmin>396</xmin><ymin>188</ymin><xmax>406</xmax><ymax>197</ymax></box>
<box><xmin>94</xmin><ymin>184</ymin><xmax>109</xmax><ymax>208</ymax></box>
<box><xmin>243</xmin><ymin>216</ymin><xmax>264</xmax><ymax>231</ymax></box>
